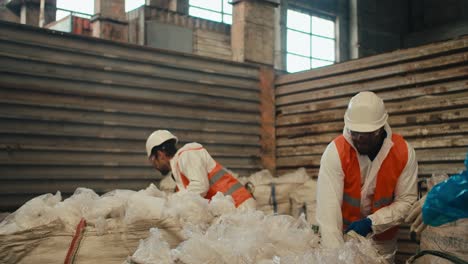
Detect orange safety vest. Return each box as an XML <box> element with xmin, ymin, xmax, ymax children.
<box><xmin>175</xmin><ymin>147</ymin><xmax>252</xmax><ymax>207</ymax></box>
<box><xmin>334</xmin><ymin>134</ymin><xmax>408</xmax><ymax>241</ymax></box>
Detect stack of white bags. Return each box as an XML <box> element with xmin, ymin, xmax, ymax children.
<box><xmin>162</xmin><ymin>168</ymin><xmax>318</xmax><ymax>226</ymax></box>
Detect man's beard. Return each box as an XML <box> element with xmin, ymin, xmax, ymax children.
<box><xmin>159</xmin><ymin>168</ymin><xmax>170</xmax><ymax>176</ymax></box>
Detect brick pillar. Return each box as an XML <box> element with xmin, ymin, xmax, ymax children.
<box><xmin>91</xmin><ymin>0</ymin><xmax>128</xmax><ymax>42</ymax></box>
<box><xmin>231</xmin><ymin>0</ymin><xmax>279</xmax><ymax>65</ymax></box>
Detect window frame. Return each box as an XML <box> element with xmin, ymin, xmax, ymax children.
<box><xmin>188</xmin><ymin>0</ymin><xmax>233</xmax><ymax>25</ymax></box>
<box><xmin>286</xmin><ymin>8</ymin><xmax>337</xmax><ymax>72</ymax></box>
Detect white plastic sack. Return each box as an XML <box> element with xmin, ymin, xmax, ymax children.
<box><xmin>0</xmin><ymin>218</ymin><xmax>183</xmax><ymax>264</ymax></box>
<box><xmin>247</xmin><ymin>168</ymin><xmax>310</xmax><ymax>208</ymax></box>
<box><xmin>290</xmin><ymin>179</ymin><xmax>317</xmax><ymax>225</ymax></box>
<box><xmin>257</xmin><ymin>202</ymin><xmax>291</xmax><ymax>215</ymax></box>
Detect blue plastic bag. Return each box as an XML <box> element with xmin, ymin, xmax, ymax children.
<box><xmin>422</xmin><ymin>150</ymin><xmax>468</xmax><ymax>226</ymax></box>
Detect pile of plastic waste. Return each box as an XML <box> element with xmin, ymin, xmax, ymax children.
<box><xmin>0</xmin><ymin>182</ymin><xmax>387</xmax><ymax>264</ymax></box>
<box><xmin>0</xmin><ymin>183</ymin><xmax>167</xmax><ymax>235</ymax></box>
<box><xmin>128</xmin><ymin>195</ymin><xmax>384</xmax><ymax>264</ymax></box>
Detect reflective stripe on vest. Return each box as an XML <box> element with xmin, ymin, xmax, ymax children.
<box><xmin>334</xmin><ymin>134</ymin><xmax>408</xmax><ymax>241</ymax></box>
<box><xmin>176</xmin><ymin>147</ymin><xmax>252</xmax><ymax>207</ymax></box>
<box><xmin>343</xmin><ymin>193</ymin><xmax>360</xmax><ymax>208</ymax></box>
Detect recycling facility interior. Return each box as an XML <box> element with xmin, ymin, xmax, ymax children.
<box><xmin>0</xmin><ymin>0</ymin><xmax>467</xmax><ymax>263</ymax></box>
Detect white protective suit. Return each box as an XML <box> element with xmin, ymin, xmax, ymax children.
<box><xmin>316</xmin><ymin>123</ymin><xmax>418</xmax><ymax>261</ymax></box>
<box><xmin>169</xmin><ymin>142</ymin><xmax>256</xmax><ymax>210</ymax></box>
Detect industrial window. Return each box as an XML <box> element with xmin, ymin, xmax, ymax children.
<box><xmin>126</xmin><ymin>0</ymin><xmax>145</xmax><ymax>12</ymax></box>
<box><xmin>55</xmin><ymin>0</ymin><xmax>144</xmax><ymax>21</ymax></box>
<box><xmin>56</xmin><ymin>0</ymin><xmax>94</xmax><ymax>20</ymax></box>
<box><xmin>188</xmin><ymin>0</ymin><xmax>233</xmax><ymax>24</ymax></box>
<box><xmin>286</xmin><ymin>9</ymin><xmax>336</xmax><ymax>73</ymax></box>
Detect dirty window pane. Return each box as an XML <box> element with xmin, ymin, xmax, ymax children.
<box><xmin>311</xmin><ymin>16</ymin><xmax>335</xmax><ymax>38</ymax></box>
<box><xmin>126</xmin><ymin>0</ymin><xmax>145</xmax><ymax>12</ymax></box>
<box><xmin>223</xmin><ymin>14</ymin><xmax>232</xmax><ymax>24</ymax></box>
<box><xmin>189</xmin><ymin>7</ymin><xmax>222</xmax><ymax>22</ymax></box>
<box><xmin>223</xmin><ymin>0</ymin><xmax>232</xmax><ymax>14</ymax></box>
<box><xmin>287</xmin><ymin>29</ymin><xmax>311</xmax><ymax>57</ymax></box>
<box><xmin>311</xmin><ymin>36</ymin><xmax>335</xmax><ymax>61</ymax></box>
<box><xmin>189</xmin><ymin>0</ymin><xmax>222</xmax><ymax>12</ymax></box>
<box><xmin>287</xmin><ymin>9</ymin><xmax>311</xmax><ymax>33</ymax></box>
<box><xmin>286</xmin><ymin>9</ymin><xmax>336</xmax><ymax>72</ymax></box>
<box><xmin>287</xmin><ymin>54</ymin><xmax>311</xmax><ymax>73</ymax></box>
<box><xmin>56</xmin><ymin>0</ymin><xmax>94</xmax><ymax>18</ymax></box>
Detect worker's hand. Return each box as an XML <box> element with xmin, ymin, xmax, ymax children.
<box><xmin>405</xmin><ymin>195</ymin><xmax>427</xmax><ymax>235</ymax></box>
<box><xmin>345</xmin><ymin>217</ymin><xmax>372</xmax><ymax>237</ymax></box>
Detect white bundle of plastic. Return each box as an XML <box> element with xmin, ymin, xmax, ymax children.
<box><xmin>247</xmin><ymin>168</ymin><xmax>310</xmax><ymax>215</ymax></box>
<box><xmin>290</xmin><ymin>179</ymin><xmax>317</xmax><ymax>226</ymax></box>
<box><xmin>124</xmin><ymin>192</ymin><xmax>166</xmax><ymax>225</ymax></box>
<box><xmin>164</xmin><ymin>190</ymin><xmax>213</xmax><ymax>230</ymax></box>
<box><xmin>54</xmin><ymin>188</ymin><xmax>101</xmax><ymax>231</ymax></box>
<box><xmin>128</xmin><ymin>228</ymin><xmax>174</xmax><ymax>264</ymax></box>
<box><xmin>129</xmin><ymin>191</ymin><xmax>386</xmax><ymax>264</ymax></box>
<box><xmin>0</xmin><ymin>184</ymin><xmax>171</xmax><ymax>235</ymax></box>
<box><xmin>159</xmin><ymin>175</ymin><xmax>177</xmax><ymax>194</ymax></box>
<box><xmin>0</xmin><ymin>191</ymin><xmax>62</xmax><ymax>235</ymax></box>
<box><xmin>208</xmin><ymin>192</ymin><xmax>236</xmax><ymax>216</ymax></box>
<box><xmin>0</xmin><ymin>184</ymin><xmax>184</xmax><ymax>264</ymax></box>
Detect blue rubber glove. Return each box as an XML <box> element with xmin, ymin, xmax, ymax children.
<box><xmin>345</xmin><ymin>217</ymin><xmax>372</xmax><ymax>237</ymax></box>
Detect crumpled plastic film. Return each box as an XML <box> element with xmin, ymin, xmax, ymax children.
<box><xmin>263</xmin><ymin>214</ymin><xmax>319</xmax><ymax>256</ymax></box>
<box><xmin>1</xmin><ymin>172</ymin><xmax>387</xmax><ymax>264</ymax></box>
<box><xmin>165</xmin><ymin>190</ymin><xmax>213</xmax><ymax>229</ymax></box>
<box><xmin>55</xmin><ymin>187</ymin><xmax>100</xmax><ymax>231</ymax></box>
<box><xmin>166</xmin><ymin>208</ymin><xmax>386</xmax><ymax>264</ymax></box>
<box><xmin>208</xmin><ymin>192</ymin><xmax>236</xmax><ymax>217</ymax></box>
<box><xmin>129</xmin><ymin>228</ymin><xmax>174</xmax><ymax>264</ymax></box>
<box><xmin>140</xmin><ymin>183</ymin><xmax>167</xmax><ymax>198</ymax></box>
<box><xmin>0</xmin><ymin>191</ymin><xmax>61</xmax><ymax>235</ymax></box>
<box><xmin>124</xmin><ymin>192</ymin><xmax>166</xmax><ymax>225</ymax></box>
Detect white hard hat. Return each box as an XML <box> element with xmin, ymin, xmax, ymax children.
<box><xmin>145</xmin><ymin>130</ymin><xmax>178</xmax><ymax>157</ymax></box>
<box><xmin>344</xmin><ymin>91</ymin><xmax>388</xmax><ymax>132</ymax></box>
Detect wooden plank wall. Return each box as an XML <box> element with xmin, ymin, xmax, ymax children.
<box><xmin>275</xmin><ymin>36</ymin><xmax>468</xmax><ymax>263</ymax></box>
<box><xmin>0</xmin><ymin>21</ymin><xmax>262</xmax><ymax>211</ymax></box>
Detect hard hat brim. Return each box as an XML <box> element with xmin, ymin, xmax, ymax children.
<box><xmin>344</xmin><ymin>113</ymin><xmax>388</xmax><ymax>132</ymax></box>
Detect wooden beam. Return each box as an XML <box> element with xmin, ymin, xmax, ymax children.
<box><xmin>277</xmin><ymin>78</ymin><xmax>468</xmax><ymax>117</ymax></box>
<box><xmin>276</xmin><ymin>107</ymin><xmax>468</xmax><ymax>137</ymax></box>
<box><xmin>277</xmin><ymin>65</ymin><xmax>468</xmax><ymax>106</ymax></box>
<box><xmin>0</xmin><ymin>88</ymin><xmax>260</xmax><ymax>124</ymax></box>
<box><xmin>276</xmin><ymin>51</ymin><xmax>468</xmax><ymax>96</ymax></box>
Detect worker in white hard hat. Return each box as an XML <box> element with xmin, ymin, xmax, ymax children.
<box><xmin>145</xmin><ymin>130</ymin><xmax>256</xmax><ymax>209</ymax></box>
<box><xmin>316</xmin><ymin>91</ymin><xmax>418</xmax><ymax>263</ymax></box>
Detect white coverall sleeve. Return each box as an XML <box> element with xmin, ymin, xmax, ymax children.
<box><xmin>178</xmin><ymin>149</ymin><xmax>211</xmax><ymax>197</ymax></box>
<box><xmin>316</xmin><ymin>142</ymin><xmax>345</xmax><ymax>248</ymax></box>
<box><xmin>368</xmin><ymin>142</ymin><xmax>418</xmax><ymax>234</ymax></box>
